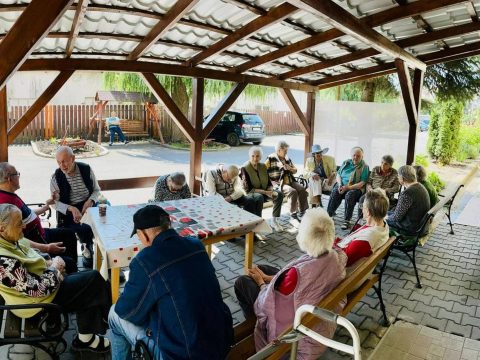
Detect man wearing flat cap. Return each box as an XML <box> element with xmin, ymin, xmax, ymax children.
<box><xmin>303</xmin><ymin>144</ymin><xmax>337</xmax><ymax>208</ymax></box>
<box><xmin>108</xmin><ymin>205</ymin><xmax>233</xmax><ymax>360</ymax></box>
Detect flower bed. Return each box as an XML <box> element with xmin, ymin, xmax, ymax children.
<box><xmin>31</xmin><ymin>139</ymin><xmax>108</xmax><ymax>158</ymax></box>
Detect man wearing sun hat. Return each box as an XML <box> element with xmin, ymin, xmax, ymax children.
<box><xmin>304</xmin><ymin>144</ymin><xmax>337</xmax><ymax>208</ymax></box>
<box><xmin>108</xmin><ymin>205</ymin><xmax>233</xmax><ymax>360</ymax></box>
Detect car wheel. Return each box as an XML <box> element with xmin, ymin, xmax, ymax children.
<box><xmin>227</xmin><ymin>133</ymin><xmax>240</xmax><ymax>146</ymax></box>
<box><xmin>252</xmin><ymin>141</ymin><xmax>261</xmax><ymax>145</ymax></box>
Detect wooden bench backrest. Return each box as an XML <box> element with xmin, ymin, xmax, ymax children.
<box><xmin>98</xmin><ymin>176</ymin><xmax>158</xmax><ymax>191</ymax></box>
<box><xmin>237</xmin><ymin>236</ymin><xmax>396</xmax><ymax>360</ymax></box>
<box><xmin>106</xmin><ymin>119</ymin><xmax>146</xmax><ymax>133</ymax></box>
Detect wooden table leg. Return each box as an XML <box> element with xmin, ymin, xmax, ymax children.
<box><xmin>95</xmin><ymin>241</ymin><xmax>102</xmax><ymax>271</ymax></box>
<box><xmin>111</xmin><ymin>267</ymin><xmax>120</xmax><ymax>304</ymax></box>
<box><xmin>205</xmin><ymin>244</ymin><xmax>212</xmax><ymax>259</ymax></box>
<box><xmin>245</xmin><ymin>232</ymin><xmax>254</xmax><ymax>273</ymax></box>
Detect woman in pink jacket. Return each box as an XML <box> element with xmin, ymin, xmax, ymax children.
<box><xmin>234</xmin><ymin>208</ymin><xmax>347</xmax><ymax>359</ymax></box>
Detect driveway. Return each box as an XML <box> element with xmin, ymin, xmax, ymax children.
<box><xmin>10</xmin><ymin>135</ymin><xmax>307</xmax><ymax>205</ymax></box>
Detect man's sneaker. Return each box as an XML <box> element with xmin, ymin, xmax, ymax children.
<box><xmin>124</xmin><ymin>140</ymin><xmax>130</xmax><ymax>144</ymax></box>
<box><xmin>341</xmin><ymin>221</ymin><xmax>351</xmax><ymax>230</ymax></box>
<box><xmin>272</xmin><ymin>218</ymin><xmax>284</xmax><ymax>232</ymax></box>
<box><xmin>291</xmin><ymin>213</ymin><xmax>300</xmax><ymax>222</ymax></box>
<box><xmin>81</xmin><ymin>243</ymin><xmax>93</xmax><ymax>269</ymax></box>
<box><xmin>108</xmin><ymin>143</ymin><xmax>113</xmax><ymax>146</ymax></box>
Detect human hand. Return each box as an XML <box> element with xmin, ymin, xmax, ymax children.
<box><xmin>47</xmin><ymin>242</ymin><xmax>66</xmax><ymax>255</ymax></box>
<box><xmin>224</xmin><ymin>195</ymin><xmax>232</xmax><ymax>203</ymax></box>
<box><xmin>327</xmin><ymin>174</ymin><xmax>335</xmax><ymax>186</ymax></box>
<box><xmin>264</xmin><ymin>190</ymin><xmax>273</xmax><ymax>198</ymax></box>
<box><xmin>81</xmin><ymin>199</ymin><xmax>94</xmax><ymax>215</ymax></box>
<box><xmin>253</xmin><ymin>266</ymin><xmax>272</xmax><ymax>283</ymax></box>
<box><xmin>312</xmin><ymin>174</ymin><xmax>320</xmax><ymax>181</ymax></box>
<box><xmin>69</xmin><ymin>206</ymin><xmax>83</xmax><ymax>223</ymax></box>
<box><xmin>248</xmin><ymin>267</ymin><xmax>265</xmax><ymax>286</ymax></box>
<box><xmin>51</xmin><ymin>256</ymin><xmax>66</xmax><ymax>274</ymax></box>
<box><xmin>45</xmin><ymin>197</ymin><xmax>55</xmax><ymax>206</ymax></box>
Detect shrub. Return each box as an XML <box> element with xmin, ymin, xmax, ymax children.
<box><xmin>455</xmin><ymin>125</ymin><xmax>480</xmax><ymax>161</ymax></box>
<box><xmin>427</xmin><ymin>171</ymin><xmax>445</xmax><ymax>193</ymax></box>
<box><xmin>428</xmin><ymin>99</ymin><xmax>463</xmax><ymax>165</ymax></box>
<box><xmin>414</xmin><ymin>154</ymin><xmax>429</xmax><ymax>168</ymax></box>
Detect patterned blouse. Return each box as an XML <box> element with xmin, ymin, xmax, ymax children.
<box><xmin>0</xmin><ymin>257</ymin><xmax>60</xmax><ymax>298</ymax></box>
<box><xmin>152</xmin><ymin>175</ymin><xmax>191</xmax><ymax>202</ymax></box>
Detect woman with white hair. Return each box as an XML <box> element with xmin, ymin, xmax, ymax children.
<box><xmin>234</xmin><ymin>208</ymin><xmax>346</xmax><ymax>359</ymax></box>
<box><xmin>327</xmin><ymin>147</ymin><xmax>369</xmax><ymax>230</ymax></box>
<box><xmin>0</xmin><ymin>204</ymin><xmax>111</xmax><ymax>353</ymax></box>
<box><xmin>265</xmin><ymin>141</ymin><xmax>308</xmax><ymax>222</ymax></box>
<box><xmin>387</xmin><ymin>165</ymin><xmax>430</xmax><ymax>235</ymax></box>
<box><xmin>240</xmin><ymin>147</ymin><xmax>284</xmax><ymax>231</ymax></box>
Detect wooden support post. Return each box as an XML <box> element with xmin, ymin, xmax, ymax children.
<box><xmin>396</xmin><ymin>59</ymin><xmax>423</xmax><ymax>164</ymax></box>
<box><xmin>97</xmin><ymin>101</ymin><xmax>104</xmax><ymax>144</ymax></box>
<box><xmin>146</xmin><ymin>102</ymin><xmax>164</xmax><ymax>143</ymax></box>
<box><xmin>0</xmin><ymin>86</ymin><xmax>7</xmax><ymax>161</ymax></box>
<box><xmin>7</xmin><ymin>70</ymin><xmax>74</xmax><ymax>145</ymax></box>
<box><xmin>44</xmin><ymin>105</ymin><xmax>54</xmax><ymax>139</ymax></box>
<box><xmin>190</xmin><ymin>78</ymin><xmax>204</xmax><ymax>196</ymax></box>
<box><xmin>305</xmin><ymin>91</ymin><xmax>316</xmax><ymax>163</ymax></box>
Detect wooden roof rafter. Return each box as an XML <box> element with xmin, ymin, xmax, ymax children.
<box><xmin>65</xmin><ymin>0</ymin><xmax>89</xmax><ymax>57</ymax></box>
<box><xmin>186</xmin><ymin>2</ymin><xmax>299</xmax><ymax>67</ymax></box>
<box><xmin>128</xmin><ymin>0</ymin><xmax>199</xmax><ymax>61</ymax></box>
<box><xmin>233</xmin><ymin>0</ymin><xmax>465</xmax><ymax>74</ymax></box>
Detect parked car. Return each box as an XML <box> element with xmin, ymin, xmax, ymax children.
<box><xmin>419</xmin><ymin>115</ymin><xmax>430</xmax><ymax>132</ymax></box>
<box><xmin>205</xmin><ymin>111</ymin><xmax>266</xmax><ymax>146</ymax></box>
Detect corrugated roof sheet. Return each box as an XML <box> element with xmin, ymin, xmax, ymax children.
<box><xmin>1</xmin><ymin>0</ymin><xmax>480</xmax><ymax>87</ymax></box>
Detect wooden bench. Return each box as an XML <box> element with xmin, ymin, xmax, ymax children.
<box><xmin>106</xmin><ymin>119</ymin><xmax>149</xmax><ymax>138</ymax></box>
<box><xmin>98</xmin><ymin>176</ymin><xmax>159</xmax><ymax>192</ymax></box>
<box><xmin>226</xmin><ymin>236</ymin><xmax>396</xmax><ymax>359</ymax></box>
<box><xmin>0</xmin><ymin>297</ymin><xmax>69</xmax><ymax>360</ymax></box>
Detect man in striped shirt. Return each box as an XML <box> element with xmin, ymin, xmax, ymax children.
<box><xmin>50</xmin><ymin>146</ymin><xmax>101</xmax><ymax>268</ymax></box>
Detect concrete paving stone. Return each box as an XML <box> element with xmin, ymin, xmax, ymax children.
<box><xmin>415</xmin><ymin>302</ymin><xmax>440</xmax><ymax>317</ymax></box>
<box><xmin>457</xmin><ymin>287</ymin><xmax>480</xmax><ymax>298</ymax></box>
<box><xmin>461</xmin><ymin>274</ymin><xmax>479</xmax><ymax>283</ymax></box>
<box><xmin>460</xmin><ymin>347</ymin><xmax>479</xmax><ymax>360</ymax></box>
<box><xmin>389</xmin><ymin>285</ymin><xmax>413</xmax><ymax>299</ymax></box>
<box><xmin>429</xmin><ymin>297</ymin><xmax>455</xmax><ymax>312</ymax></box>
<box><xmin>443</xmin><ymin>348</ymin><xmax>462</xmax><ymax>360</ymax></box>
<box><xmin>428</xmin><ymin>343</ymin><xmax>447</xmax><ymax>358</ymax></box>
<box><xmin>437</xmin><ymin>308</ymin><xmax>462</xmax><ymax>324</ymax></box>
<box><xmin>454</xmin><ymin>266</ymin><xmax>475</xmax><ymax>276</ymax></box>
<box><xmin>461</xmin><ymin>314</ymin><xmax>479</xmax><ymax>327</ymax></box>
<box><xmin>452</xmin><ymin>302</ymin><xmax>476</xmax><ymax>316</ymax></box>
<box><xmin>437</xmin><ymin>282</ymin><xmax>460</xmax><ymax>294</ymax></box>
<box><xmin>410</xmin><ymin>292</ymin><xmax>433</xmax><ymax>305</ymax></box>
<box><xmin>463</xmin><ymin>338</ymin><xmax>480</xmax><ymax>351</ymax></box>
<box><xmin>362</xmin><ymin>332</ymin><xmax>382</xmax><ymax>350</ymax></box>
<box><xmin>421</xmin><ymin>313</ymin><xmax>448</xmax><ymax>332</ymax></box>
<box><xmin>397</xmin><ymin>308</ymin><xmax>423</xmax><ymax>324</ymax></box>
<box><xmin>444</xmin><ymin>292</ymin><xmax>468</xmax><ymax>304</ymax></box>
<box><xmin>423</xmin><ymin>287</ymin><xmax>448</xmax><ymax>300</ymax></box>
<box><xmin>442</xmin><ymin>270</ymin><xmax>464</xmax><ymax>281</ymax></box>
<box><xmin>393</xmin><ymin>296</ymin><xmax>418</xmax><ymax>311</ymax></box>
<box><xmin>445</xmin><ymin>320</ymin><xmax>472</xmax><ymax>338</ymax></box>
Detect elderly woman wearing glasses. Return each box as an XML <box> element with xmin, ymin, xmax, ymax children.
<box><xmin>151</xmin><ymin>172</ymin><xmax>192</xmax><ymax>202</ymax></box>
<box><xmin>240</xmin><ymin>147</ymin><xmax>285</xmax><ymax>231</ymax></box>
<box><xmin>0</xmin><ymin>204</ymin><xmax>111</xmax><ymax>353</ymax></box>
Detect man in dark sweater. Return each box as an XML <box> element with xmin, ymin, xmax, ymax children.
<box><xmin>387</xmin><ymin>165</ymin><xmax>430</xmax><ymax>235</ymax></box>
<box><xmin>108</xmin><ymin>205</ymin><xmax>233</xmax><ymax>359</ymax></box>
<box><xmin>50</xmin><ymin>146</ymin><xmax>101</xmax><ymax>268</ymax></box>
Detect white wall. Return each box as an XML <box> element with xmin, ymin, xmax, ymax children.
<box><xmin>313</xmin><ymin>100</ymin><xmax>410</xmax><ymax>168</ymax></box>
<box><xmin>7</xmin><ymin>71</ymin><xmax>104</xmax><ymax>106</ymax></box>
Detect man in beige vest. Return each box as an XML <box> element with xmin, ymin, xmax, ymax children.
<box><xmin>304</xmin><ymin>144</ymin><xmax>337</xmax><ymax>208</ymax></box>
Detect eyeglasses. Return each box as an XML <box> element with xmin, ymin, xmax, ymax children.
<box><xmin>8</xmin><ymin>172</ymin><xmax>20</xmax><ymax>178</ymax></box>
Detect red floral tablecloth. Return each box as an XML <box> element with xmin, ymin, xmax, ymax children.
<box><xmin>82</xmin><ymin>196</ymin><xmax>270</xmax><ymax>278</ymax></box>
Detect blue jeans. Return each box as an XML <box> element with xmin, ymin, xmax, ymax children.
<box><xmin>108</xmin><ymin>306</ymin><xmax>161</xmax><ymax>360</ymax></box>
<box><xmin>109</xmin><ymin>125</ymin><xmax>126</xmax><ymax>143</ymax></box>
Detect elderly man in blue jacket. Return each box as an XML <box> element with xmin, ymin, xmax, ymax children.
<box><xmin>108</xmin><ymin>205</ymin><xmax>233</xmax><ymax>360</ymax></box>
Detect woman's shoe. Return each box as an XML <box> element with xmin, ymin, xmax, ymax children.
<box><xmin>341</xmin><ymin>221</ymin><xmax>351</xmax><ymax>230</ymax></box>
<box><xmin>272</xmin><ymin>217</ymin><xmax>284</xmax><ymax>232</ymax></box>
<box><xmin>72</xmin><ymin>334</ymin><xmax>111</xmax><ymax>354</ymax></box>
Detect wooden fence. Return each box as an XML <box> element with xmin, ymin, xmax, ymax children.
<box><xmin>7</xmin><ymin>104</ymin><xmax>301</xmax><ymax>144</ymax></box>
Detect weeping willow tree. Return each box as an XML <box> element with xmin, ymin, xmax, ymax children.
<box><xmin>103</xmin><ymin>73</ymin><xmax>275</xmax><ymax>141</ymax></box>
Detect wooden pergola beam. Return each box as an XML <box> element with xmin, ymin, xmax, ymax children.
<box><xmin>7</xmin><ymin>70</ymin><xmax>74</xmax><ymax>145</ymax></box>
<box><xmin>304</xmin><ymin>92</ymin><xmax>315</xmax><ymax>163</ymax></box>
<box><xmin>190</xmin><ymin>78</ymin><xmax>204</xmax><ymax>195</ymax></box>
<box><xmin>287</xmin><ymin>0</ymin><xmax>425</xmax><ymax>71</ymax></box>
<box><xmin>128</xmin><ymin>0</ymin><xmax>198</xmax><ymax>61</ymax></box>
<box><xmin>141</xmin><ymin>73</ymin><xmax>195</xmax><ymax>142</ymax></box>
<box><xmin>20</xmin><ymin>59</ymin><xmax>317</xmax><ymax>92</ymax></box>
<box><xmin>278</xmin><ymin>88</ymin><xmax>310</xmax><ymax>135</ymax></box>
<box><xmin>0</xmin><ymin>0</ymin><xmax>74</xmax><ymax>90</ymax></box>
<box><xmin>314</xmin><ymin>40</ymin><xmax>480</xmax><ymax>89</ymax></box>
<box><xmin>235</xmin><ymin>0</ymin><xmax>466</xmax><ymax>73</ymax></box>
<box><xmin>65</xmin><ymin>0</ymin><xmax>89</xmax><ymax>57</ymax></box>
<box><xmin>202</xmin><ymin>83</ymin><xmax>247</xmax><ymax>140</ymax></box>
<box><xmin>0</xmin><ymin>86</ymin><xmax>7</xmax><ymax>161</ymax></box>
<box><xmin>281</xmin><ymin>21</ymin><xmax>480</xmax><ymax>80</ymax></box>
<box><xmin>186</xmin><ymin>2</ymin><xmax>298</xmax><ymax>66</ymax></box>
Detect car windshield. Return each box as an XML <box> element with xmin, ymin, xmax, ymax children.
<box><xmin>242</xmin><ymin>114</ymin><xmax>263</xmax><ymax>125</ymax></box>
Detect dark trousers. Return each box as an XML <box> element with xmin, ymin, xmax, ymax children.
<box><xmin>44</xmin><ymin>228</ymin><xmax>78</xmax><ymax>274</ymax></box>
<box><xmin>109</xmin><ymin>125</ymin><xmax>126</xmax><ymax>143</ymax></box>
<box><xmin>327</xmin><ymin>183</ymin><xmax>362</xmax><ymax>221</ymax></box>
<box><xmin>232</xmin><ymin>195</ymin><xmax>257</xmax><ymax>216</ymax></box>
<box><xmin>57</xmin><ymin>202</ymin><xmax>94</xmax><ymax>247</ymax></box>
<box><xmin>234</xmin><ymin>265</ymin><xmax>280</xmax><ymax>319</ymax></box>
<box><xmin>53</xmin><ymin>270</ymin><xmax>111</xmax><ymax>334</ymax></box>
<box><xmin>245</xmin><ymin>190</ymin><xmax>284</xmax><ymax>218</ymax></box>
